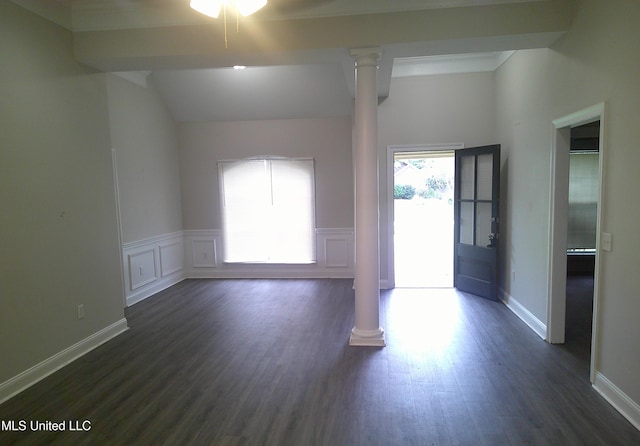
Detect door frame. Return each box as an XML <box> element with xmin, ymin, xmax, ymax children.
<box><xmin>547</xmin><ymin>102</ymin><xmax>605</xmax><ymax>384</ymax></box>
<box><xmin>386</xmin><ymin>143</ymin><xmax>464</xmax><ymax>289</ymax></box>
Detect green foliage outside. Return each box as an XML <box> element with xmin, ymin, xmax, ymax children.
<box><xmin>425</xmin><ymin>173</ymin><xmax>450</xmax><ymax>192</ymax></box>
<box><xmin>394</xmin><ymin>157</ymin><xmax>454</xmax><ymax>201</ymax></box>
<box><xmin>394</xmin><ymin>184</ymin><xmax>416</xmax><ymax>200</ymax></box>
<box><xmin>417</xmin><ymin>172</ymin><xmax>451</xmax><ymax>199</ymax></box>
<box><xmin>417</xmin><ymin>188</ymin><xmax>439</xmax><ymax>199</ymax></box>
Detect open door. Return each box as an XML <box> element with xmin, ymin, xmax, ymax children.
<box><xmin>454</xmin><ymin>145</ymin><xmax>500</xmax><ymax>300</ymax></box>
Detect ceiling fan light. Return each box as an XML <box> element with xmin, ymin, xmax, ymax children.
<box><xmin>190</xmin><ymin>0</ymin><xmax>223</xmax><ymax>18</ymax></box>
<box><xmin>236</xmin><ymin>0</ymin><xmax>267</xmax><ymax>16</ymax></box>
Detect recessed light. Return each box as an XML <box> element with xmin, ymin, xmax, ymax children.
<box><xmin>233</xmin><ymin>65</ymin><xmax>246</xmax><ymax>70</ymax></box>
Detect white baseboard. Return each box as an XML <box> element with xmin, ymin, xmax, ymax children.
<box><xmin>499</xmin><ymin>289</ymin><xmax>640</xmax><ymax>432</ymax></box>
<box><xmin>0</xmin><ymin>318</ymin><xmax>128</xmax><ymax>405</ymax></box>
<box><xmin>499</xmin><ymin>288</ymin><xmax>547</xmax><ymax>340</ymax></box>
<box><xmin>1</xmin><ymin>227</ymin><xmax>353</xmax><ymax>405</ymax></box>
<box><xmin>126</xmin><ymin>272</ymin><xmax>184</xmax><ymax>306</ymax></box>
<box><xmin>593</xmin><ymin>372</ymin><xmax>640</xmax><ymax>431</ymax></box>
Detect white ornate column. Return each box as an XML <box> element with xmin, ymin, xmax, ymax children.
<box><xmin>349</xmin><ymin>48</ymin><xmax>385</xmax><ymax>347</ymax></box>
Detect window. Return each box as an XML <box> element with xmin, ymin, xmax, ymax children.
<box><xmin>567</xmin><ymin>151</ymin><xmax>599</xmax><ymax>252</ymax></box>
<box><xmin>218</xmin><ymin>158</ymin><xmax>316</xmax><ymax>263</ymax></box>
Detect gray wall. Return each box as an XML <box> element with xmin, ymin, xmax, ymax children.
<box><xmin>107</xmin><ymin>74</ymin><xmax>183</xmax><ymax>244</ymax></box>
<box><xmin>0</xmin><ymin>2</ymin><xmax>124</xmax><ymax>383</ymax></box>
<box><xmin>496</xmin><ymin>0</ymin><xmax>640</xmax><ymax>404</ymax></box>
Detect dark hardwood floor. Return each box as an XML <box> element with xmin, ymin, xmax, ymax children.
<box><xmin>1</xmin><ymin>278</ymin><xmax>639</xmax><ymax>445</ymax></box>
<box><xmin>561</xmin><ymin>275</ymin><xmax>595</xmax><ymax>379</ymax></box>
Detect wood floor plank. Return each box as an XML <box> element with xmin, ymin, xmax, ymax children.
<box><xmin>1</xmin><ymin>279</ymin><xmax>639</xmax><ymax>445</ymax></box>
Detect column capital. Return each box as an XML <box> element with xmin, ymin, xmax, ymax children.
<box><xmin>350</xmin><ymin>47</ymin><xmax>381</xmax><ymax>68</ymax></box>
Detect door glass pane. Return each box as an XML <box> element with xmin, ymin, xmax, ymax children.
<box><xmin>460</xmin><ymin>156</ymin><xmax>475</xmax><ymax>200</ymax></box>
<box><xmin>460</xmin><ymin>202</ymin><xmax>474</xmax><ymax>245</ymax></box>
<box><xmin>475</xmin><ymin>202</ymin><xmax>492</xmax><ymax>247</ymax></box>
<box><xmin>477</xmin><ymin>154</ymin><xmax>493</xmax><ymax>200</ymax></box>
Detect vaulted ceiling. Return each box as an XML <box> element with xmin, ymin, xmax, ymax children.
<box><xmin>12</xmin><ymin>0</ymin><xmax>573</xmax><ymax>121</ymax></box>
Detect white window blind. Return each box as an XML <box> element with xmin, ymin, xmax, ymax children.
<box><xmin>219</xmin><ymin>158</ymin><xmax>316</xmax><ymax>263</ymax></box>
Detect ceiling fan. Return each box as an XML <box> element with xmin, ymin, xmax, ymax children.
<box><xmin>189</xmin><ymin>0</ymin><xmax>335</xmax><ymax>18</ymax></box>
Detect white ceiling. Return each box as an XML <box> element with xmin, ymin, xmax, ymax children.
<box><xmin>12</xmin><ymin>0</ymin><xmax>564</xmax><ymax>122</ymax></box>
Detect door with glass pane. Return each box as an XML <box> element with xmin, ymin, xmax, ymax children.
<box><xmin>454</xmin><ymin>145</ymin><xmax>500</xmax><ymax>300</ymax></box>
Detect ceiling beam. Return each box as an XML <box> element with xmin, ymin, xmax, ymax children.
<box><xmin>74</xmin><ymin>1</ymin><xmax>572</xmax><ymax>72</ymax></box>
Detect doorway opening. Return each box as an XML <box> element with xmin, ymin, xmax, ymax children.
<box><xmin>548</xmin><ymin>103</ymin><xmax>605</xmax><ymax>384</ymax></box>
<box><xmin>564</xmin><ymin>121</ymin><xmax>600</xmax><ymax>371</ymax></box>
<box><xmin>392</xmin><ymin>149</ymin><xmax>455</xmax><ymax>288</ymax></box>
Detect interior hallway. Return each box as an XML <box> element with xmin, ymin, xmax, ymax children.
<box><xmin>0</xmin><ymin>278</ymin><xmax>637</xmax><ymax>445</ymax></box>
<box><xmin>560</xmin><ymin>275</ymin><xmax>596</xmax><ymax>379</ymax></box>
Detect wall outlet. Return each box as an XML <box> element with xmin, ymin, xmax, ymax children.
<box><xmin>77</xmin><ymin>304</ymin><xmax>85</xmax><ymax>320</ymax></box>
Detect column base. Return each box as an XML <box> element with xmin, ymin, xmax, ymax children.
<box><xmin>349</xmin><ymin>327</ymin><xmax>386</xmax><ymax>347</ymax></box>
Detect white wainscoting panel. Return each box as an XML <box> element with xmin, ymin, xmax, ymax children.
<box><xmin>183</xmin><ymin>230</ymin><xmax>221</xmax><ymax>277</ymax></box>
<box><xmin>183</xmin><ymin>228</ymin><xmax>354</xmax><ymax>278</ymax></box>
<box><xmin>123</xmin><ymin>229</ymin><xmax>354</xmax><ymax>294</ymax></box>
<box><xmin>128</xmin><ymin>248</ymin><xmax>157</xmax><ymax>290</ymax></box>
<box><xmin>324</xmin><ymin>238</ymin><xmax>349</xmax><ymax>267</ymax></box>
<box><xmin>160</xmin><ymin>241</ymin><xmax>183</xmax><ymax>277</ymax></box>
<box><xmin>192</xmin><ymin>239</ymin><xmax>217</xmax><ymax>268</ymax></box>
<box><xmin>122</xmin><ymin>232</ymin><xmax>184</xmax><ymax>306</ymax></box>
<box><xmin>318</xmin><ymin>228</ymin><xmax>353</xmax><ymax>271</ymax></box>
